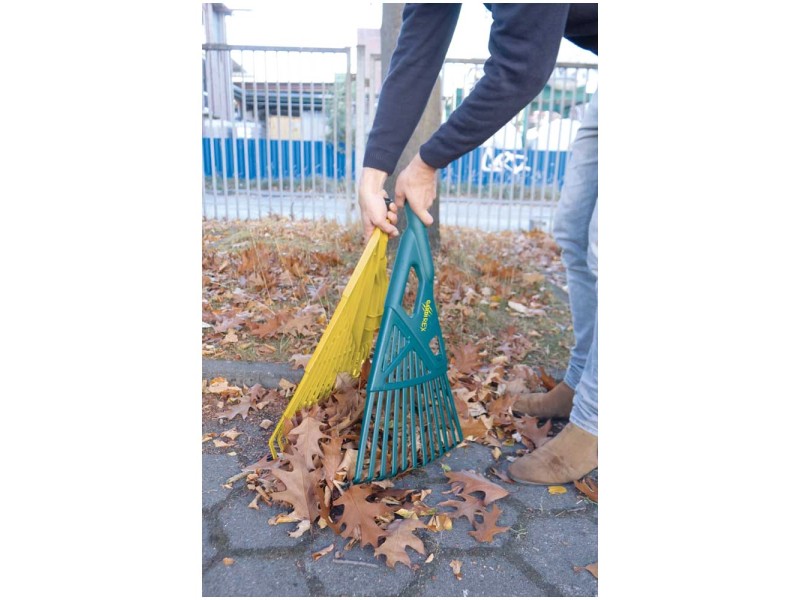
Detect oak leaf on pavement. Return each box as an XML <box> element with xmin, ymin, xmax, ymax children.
<box><xmin>468</xmin><ymin>504</ymin><xmax>509</xmax><ymax>543</ymax></box>
<box><xmin>374</xmin><ymin>517</ymin><xmax>427</xmax><ymax>569</ymax></box>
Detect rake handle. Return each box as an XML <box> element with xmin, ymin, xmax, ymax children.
<box><xmin>385</xmin><ymin>208</ymin><xmax>434</xmax><ymax>311</ymax></box>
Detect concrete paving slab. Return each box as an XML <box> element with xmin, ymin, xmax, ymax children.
<box><xmin>203</xmin><ymin>555</ymin><xmax>310</xmax><ymax>597</ymax></box>
<box><xmin>415</xmin><ymin>549</ymin><xmax>547</xmax><ymax>597</ymax></box>
<box><xmin>303</xmin><ymin>538</ymin><xmax>417</xmax><ymax>596</ymax></box>
<box><xmin>203</xmin><ymin>453</ymin><xmax>238</xmax><ymax>510</ymax></box>
<box><xmin>219</xmin><ymin>489</ymin><xmax>307</xmax><ymax>551</ymax></box>
<box><xmin>514</xmin><ymin>512</ymin><xmax>598</xmax><ymax>596</ymax></box>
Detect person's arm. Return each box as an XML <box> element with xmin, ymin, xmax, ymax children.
<box><xmin>359</xmin><ymin>4</ymin><xmax>460</xmax><ymax>240</ymax></box>
<box><xmin>419</xmin><ymin>3</ymin><xmax>569</xmax><ymax>168</ymax></box>
<box><xmin>363</xmin><ymin>3</ymin><xmax>461</xmax><ymax>175</ymax></box>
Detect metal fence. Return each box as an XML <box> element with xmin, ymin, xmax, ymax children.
<box><xmin>202</xmin><ymin>43</ymin><xmax>597</xmax><ymax>232</ymax></box>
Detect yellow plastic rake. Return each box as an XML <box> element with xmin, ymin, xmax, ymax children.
<box><xmin>268</xmin><ymin>227</ymin><xmax>389</xmax><ymax>458</ymax></box>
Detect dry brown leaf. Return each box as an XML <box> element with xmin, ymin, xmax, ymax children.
<box><xmin>291</xmin><ymin>353</ymin><xmax>313</xmax><ymax>369</ymax></box>
<box><xmin>287</xmin><ymin>416</ymin><xmax>329</xmax><ymax>468</ymax></box>
<box><xmin>217</xmin><ymin>399</ymin><xmax>254</xmax><ymax>421</ymax></box>
<box><xmin>488</xmin><ymin>466</ymin><xmax>514</xmax><ymax>484</ymax></box>
<box><xmin>333</xmin><ymin>484</ymin><xmax>394</xmax><ymax>550</ymax></box>
<box><xmin>288</xmin><ymin>519</ymin><xmax>312</xmax><ymax>538</ymax></box>
<box><xmin>445</xmin><ymin>470</ymin><xmax>509</xmax><ymax>505</ymax></box>
<box><xmin>259</xmin><ymin>419</ymin><xmax>274</xmax><ymax>430</ymax></box>
<box><xmin>451</xmin><ymin>343</ymin><xmax>482</xmax><ymax>373</ymax></box>
<box><xmin>374</xmin><ymin>518</ymin><xmax>427</xmax><ymax>569</ymax></box>
<box><xmin>312</xmin><ymin>543</ymin><xmax>335</xmax><ymax>561</ymax></box>
<box><xmin>574</xmin><ymin>562</ymin><xmax>598</xmax><ymax>579</ymax></box>
<box><xmin>438</xmin><ymin>494</ymin><xmax>484</xmax><ymax>526</ymax></box>
<box><xmin>459</xmin><ymin>416</ymin><xmax>489</xmax><ymax>439</ymax></box>
<box><xmin>213</xmin><ymin>439</ymin><xmax>235</xmax><ymax>448</ymax></box>
<box><xmin>468</xmin><ymin>505</ymin><xmax>510</xmax><ymax>543</ymax></box>
<box><xmin>268</xmin><ymin>513</ymin><xmax>304</xmax><ymax>526</ymax></box>
<box><xmin>320</xmin><ymin>435</ymin><xmax>344</xmax><ymax>489</ymax></box>
<box><xmin>514</xmin><ymin>415</ymin><xmax>552</xmax><ymax>448</ymax></box>
<box><xmin>208</xmin><ymin>377</ymin><xmax>231</xmax><ymax>393</ymax></box>
<box><xmin>450</xmin><ymin>559</ymin><xmax>463</xmax><ymax>580</ymax></box>
<box><xmin>574</xmin><ymin>477</ymin><xmax>598</xmax><ymax>503</ymax></box>
<box><xmin>221</xmin><ymin>428</ymin><xmax>244</xmax><ymax>441</ymax></box>
<box><xmin>269</xmin><ymin>451</ymin><xmax>322</xmax><ymax>522</ymax></box>
<box><xmin>426</xmin><ymin>513</ymin><xmax>453</xmax><ymax>532</ymax></box>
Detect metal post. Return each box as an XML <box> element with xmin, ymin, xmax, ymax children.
<box><xmin>274</xmin><ymin>52</ymin><xmax>284</xmax><ymax>216</ymax></box>
<box><xmin>345</xmin><ymin>51</ymin><xmax>353</xmax><ymax>223</ymax></box>
<box><xmin>310</xmin><ymin>63</ymin><xmax>316</xmax><ymax>220</ymax></box>
<box><xmin>355</xmin><ymin>44</ymin><xmax>366</xmax><ymax>195</ymax></box>
<box><xmin>263</xmin><ymin>51</ymin><xmax>273</xmax><ymax>216</ymax></box>
<box><xmin>252</xmin><ymin>50</ymin><xmax>262</xmax><ymax>219</ymax></box>
<box><xmin>240</xmin><ymin>49</ymin><xmax>252</xmax><ymax>220</ymax></box>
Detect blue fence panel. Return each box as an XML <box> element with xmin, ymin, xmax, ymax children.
<box><xmin>204</xmin><ymin>138</ymin><xmax>568</xmax><ymax>190</ymax></box>
<box><xmin>203</xmin><ymin>138</ymin><xmax>354</xmax><ymax>181</ymax></box>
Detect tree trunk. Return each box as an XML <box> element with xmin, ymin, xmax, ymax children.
<box><xmin>380</xmin><ymin>3</ymin><xmax>442</xmax><ymax>254</ymax></box>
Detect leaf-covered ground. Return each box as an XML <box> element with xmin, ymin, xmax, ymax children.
<box><xmin>202</xmin><ymin>217</ymin><xmax>574</xmax><ymax>372</ymax></box>
<box><xmin>202</xmin><ymin>217</ymin><xmax>595</xmax><ymax>572</ymax></box>
<box><xmin>202</xmin><ymin>372</ymin><xmax>598</xmax><ymax>571</ymax></box>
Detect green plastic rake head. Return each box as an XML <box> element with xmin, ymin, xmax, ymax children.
<box><xmin>354</xmin><ymin>209</ymin><xmax>463</xmax><ymax>483</ymax></box>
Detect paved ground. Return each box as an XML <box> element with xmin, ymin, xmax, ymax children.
<box><xmin>202</xmin><ymin>362</ymin><xmax>598</xmax><ymax>597</ymax></box>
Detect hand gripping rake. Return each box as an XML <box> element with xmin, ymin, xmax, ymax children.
<box><xmin>267</xmin><ymin>226</ymin><xmax>388</xmax><ymax>459</ymax></box>
<box><xmin>353</xmin><ymin>209</ymin><xmax>463</xmax><ymax>482</ymax></box>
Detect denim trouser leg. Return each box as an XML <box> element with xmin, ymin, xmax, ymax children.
<box><xmin>552</xmin><ymin>91</ymin><xmax>598</xmax><ymax>436</ymax></box>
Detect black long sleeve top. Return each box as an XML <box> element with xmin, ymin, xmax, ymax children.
<box><xmin>363</xmin><ymin>3</ymin><xmax>598</xmax><ymax>174</ymax></box>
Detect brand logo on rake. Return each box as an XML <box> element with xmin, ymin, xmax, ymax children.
<box><xmin>420</xmin><ymin>299</ymin><xmax>433</xmax><ymax>332</ymax></box>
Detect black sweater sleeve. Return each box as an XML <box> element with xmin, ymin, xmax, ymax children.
<box><xmin>363</xmin><ymin>3</ymin><xmax>571</xmax><ymax>174</ymax></box>
<box><xmin>362</xmin><ymin>3</ymin><xmax>461</xmax><ymax>174</ymax></box>
<box><xmin>420</xmin><ymin>3</ymin><xmax>569</xmax><ymax>169</ymax></box>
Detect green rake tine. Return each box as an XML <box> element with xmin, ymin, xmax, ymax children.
<box><xmin>379</xmin><ymin>385</ymin><xmax>392</xmax><ymax>479</ymax></box>
<box><xmin>379</xmin><ymin>326</ymin><xmax>401</xmax><ymax>479</ymax></box>
<box><xmin>420</xmin><ymin>355</ymin><xmax>437</xmax><ymax>461</ymax></box>
<box><xmin>433</xmin><ymin>374</ymin><xmax>455</xmax><ymax>447</ymax></box>
<box><xmin>444</xmin><ymin>379</ymin><xmax>464</xmax><ymax>444</ymax></box>
<box><xmin>434</xmin><ymin>373</ymin><xmax>453</xmax><ymax>449</ymax></box>
<box><xmin>435</xmin><ymin>377</ymin><xmax>454</xmax><ymax>447</ymax></box>
<box><xmin>413</xmin><ymin>350</ymin><xmax>427</xmax><ymax>466</ymax></box>
<box><xmin>401</xmin><ymin>350</ymin><xmax>408</xmax><ymax>471</ymax></box>
<box><xmin>422</xmin><ymin>369</ymin><xmax>440</xmax><ymax>458</ymax></box>
<box><xmin>429</xmin><ymin>368</ymin><xmax>447</xmax><ymax>456</ymax></box>
<box><xmin>391</xmin><ymin>373</ymin><xmax>400</xmax><ymax>477</ymax></box>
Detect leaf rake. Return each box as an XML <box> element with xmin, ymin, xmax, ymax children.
<box><xmin>268</xmin><ymin>226</ymin><xmax>388</xmax><ymax>459</ymax></box>
<box><xmin>353</xmin><ymin>210</ymin><xmax>463</xmax><ymax>482</ymax></box>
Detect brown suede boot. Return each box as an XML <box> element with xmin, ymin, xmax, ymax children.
<box><xmin>507</xmin><ymin>423</ymin><xmax>597</xmax><ymax>485</ymax></box>
<box><xmin>512</xmin><ymin>381</ymin><xmax>575</xmax><ymax>418</ymax></box>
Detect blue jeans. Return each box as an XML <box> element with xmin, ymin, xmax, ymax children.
<box><xmin>552</xmin><ymin>91</ymin><xmax>598</xmax><ymax>436</ymax></box>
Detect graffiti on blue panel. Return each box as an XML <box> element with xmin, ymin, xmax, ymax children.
<box><xmin>442</xmin><ymin>147</ymin><xmax>570</xmax><ymax>189</ymax></box>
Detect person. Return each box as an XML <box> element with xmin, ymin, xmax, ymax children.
<box><xmin>358</xmin><ymin>3</ymin><xmax>598</xmax><ymax>485</ymax></box>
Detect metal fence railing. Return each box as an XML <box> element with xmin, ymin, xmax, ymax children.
<box><xmin>202</xmin><ymin>44</ymin><xmax>354</xmax><ymax>222</ymax></box>
<box><xmin>439</xmin><ymin>59</ymin><xmax>597</xmax><ymax>232</ymax></box>
<box><xmin>202</xmin><ymin>43</ymin><xmax>597</xmax><ymax>233</ymax></box>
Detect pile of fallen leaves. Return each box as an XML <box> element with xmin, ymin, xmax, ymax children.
<box><xmin>236</xmin><ymin>373</ymin><xmax>519</xmax><ymax>569</ymax></box>
<box><xmin>205</xmin><ymin>342</ymin><xmax>599</xmax><ymax>569</ymax></box>
<box><xmin>202</xmin><ymin>219</ymin><xmax>572</xmax><ymax>371</ymax></box>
